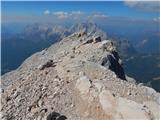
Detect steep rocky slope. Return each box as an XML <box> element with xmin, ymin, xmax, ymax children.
<box><xmin>1</xmin><ymin>32</ymin><xmax>160</xmax><ymax>120</ymax></box>
<box><xmin>2</xmin><ymin>22</ymin><xmax>107</xmax><ymax>75</ymax></box>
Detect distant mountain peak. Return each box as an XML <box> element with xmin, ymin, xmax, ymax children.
<box><xmin>70</xmin><ymin>22</ymin><xmax>107</xmax><ymax>39</ymax></box>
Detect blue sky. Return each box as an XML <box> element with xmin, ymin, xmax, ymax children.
<box><xmin>1</xmin><ymin>1</ymin><xmax>160</xmax><ymax>26</ymax></box>
<box><xmin>1</xmin><ymin>1</ymin><xmax>159</xmax><ymax>41</ymax></box>
<box><xmin>2</xmin><ymin>1</ymin><xmax>159</xmax><ymax>19</ymax></box>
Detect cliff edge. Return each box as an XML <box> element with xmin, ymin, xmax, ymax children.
<box><xmin>1</xmin><ymin>32</ymin><xmax>160</xmax><ymax>120</ymax></box>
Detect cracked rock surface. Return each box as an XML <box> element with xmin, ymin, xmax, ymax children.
<box><xmin>1</xmin><ymin>32</ymin><xmax>160</xmax><ymax>120</ymax></box>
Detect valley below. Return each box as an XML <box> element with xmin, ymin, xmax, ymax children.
<box><xmin>123</xmin><ymin>54</ymin><xmax>160</xmax><ymax>92</ymax></box>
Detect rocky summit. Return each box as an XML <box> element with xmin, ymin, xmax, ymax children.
<box><xmin>1</xmin><ymin>32</ymin><xmax>160</xmax><ymax>120</ymax></box>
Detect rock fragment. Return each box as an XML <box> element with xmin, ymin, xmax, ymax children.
<box><xmin>47</xmin><ymin>112</ymin><xmax>67</xmax><ymax>120</ymax></box>
<box><xmin>38</xmin><ymin>60</ymin><xmax>56</xmax><ymax>70</ymax></box>
<box><xmin>93</xmin><ymin>36</ymin><xmax>101</xmax><ymax>43</ymax></box>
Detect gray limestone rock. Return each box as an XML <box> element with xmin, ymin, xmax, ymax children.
<box><xmin>1</xmin><ymin>32</ymin><xmax>159</xmax><ymax>120</ymax></box>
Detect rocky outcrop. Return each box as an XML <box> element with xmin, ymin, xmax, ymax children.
<box><xmin>1</xmin><ymin>32</ymin><xmax>160</xmax><ymax>120</ymax></box>
<box><xmin>98</xmin><ymin>40</ymin><xmax>126</xmax><ymax>80</ymax></box>
<box><xmin>2</xmin><ymin>21</ymin><xmax>107</xmax><ymax>75</ymax></box>
<box><xmin>70</xmin><ymin>22</ymin><xmax>107</xmax><ymax>40</ymax></box>
<box><xmin>38</xmin><ymin>60</ymin><xmax>56</xmax><ymax>70</ymax></box>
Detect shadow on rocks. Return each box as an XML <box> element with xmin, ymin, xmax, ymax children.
<box><xmin>47</xmin><ymin>112</ymin><xmax>67</xmax><ymax>120</ymax></box>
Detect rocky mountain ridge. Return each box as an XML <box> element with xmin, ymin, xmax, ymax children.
<box><xmin>1</xmin><ymin>32</ymin><xmax>160</xmax><ymax>120</ymax></box>
<box><xmin>2</xmin><ymin>22</ymin><xmax>107</xmax><ymax>75</ymax></box>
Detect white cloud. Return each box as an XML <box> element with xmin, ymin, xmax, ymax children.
<box><xmin>92</xmin><ymin>14</ymin><xmax>108</xmax><ymax>19</ymax></box>
<box><xmin>52</xmin><ymin>11</ymin><xmax>85</xmax><ymax>19</ymax></box>
<box><xmin>87</xmin><ymin>13</ymin><xmax>108</xmax><ymax>22</ymax></box>
<box><xmin>44</xmin><ymin>10</ymin><xmax>50</xmax><ymax>15</ymax></box>
<box><xmin>153</xmin><ymin>17</ymin><xmax>160</xmax><ymax>22</ymax></box>
<box><xmin>124</xmin><ymin>1</ymin><xmax>160</xmax><ymax>12</ymax></box>
<box><xmin>43</xmin><ymin>10</ymin><xmax>108</xmax><ymax>21</ymax></box>
<box><xmin>53</xmin><ymin>11</ymin><xmax>68</xmax><ymax>16</ymax></box>
<box><xmin>71</xmin><ymin>11</ymin><xmax>84</xmax><ymax>15</ymax></box>
<box><xmin>53</xmin><ymin>11</ymin><xmax>69</xmax><ymax>19</ymax></box>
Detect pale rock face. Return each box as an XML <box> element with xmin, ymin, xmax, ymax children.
<box><xmin>125</xmin><ymin>75</ymin><xmax>136</xmax><ymax>83</ymax></box>
<box><xmin>1</xmin><ymin>32</ymin><xmax>160</xmax><ymax>120</ymax></box>
<box><xmin>93</xmin><ymin>81</ymin><xmax>105</xmax><ymax>93</ymax></box>
<box><xmin>116</xmin><ymin>97</ymin><xmax>150</xmax><ymax>120</ymax></box>
<box><xmin>78</xmin><ymin>71</ymin><xmax>85</xmax><ymax>77</ymax></box>
<box><xmin>76</xmin><ymin>76</ymin><xmax>91</xmax><ymax>95</ymax></box>
<box><xmin>99</xmin><ymin>40</ymin><xmax>116</xmax><ymax>52</ymax></box>
<box><xmin>98</xmin><ymin>90</ymin><xmax>153</xmax><ymax>120</ymax></box>
<box><xmin>144</xmin><ymin>101</ymin><xmax>160</xmax><ymax>119</ymax></box>
<box><xmin>156</xmin><ymin>93</ymin><xmax>160</xmax><ymax>105</ymax></box>
<box><xmin>145</xmin><ymin>86</ymin><xmax>157</xmax><ymax>95</ymax></box>
<box><xmin>99</xmin><ymin>90</ymin><xmax>117</xmax><ymax>117</ymax></box>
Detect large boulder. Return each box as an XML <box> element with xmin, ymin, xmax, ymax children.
<box><xmin>99</xmin><ymin>53</ymin><xmax>126</xmax><ymax>80</ymax></box>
